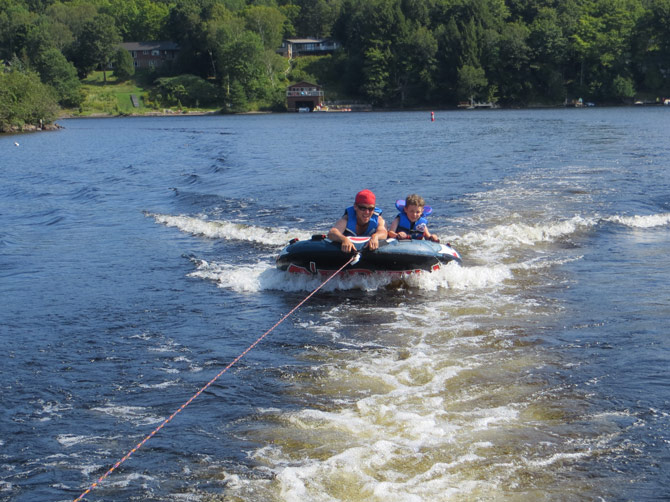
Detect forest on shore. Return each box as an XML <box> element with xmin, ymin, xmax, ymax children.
<box><xmin>2</xmin><ymin>0</ymin><xmax>670</xmax><ymax>130</ymax></box>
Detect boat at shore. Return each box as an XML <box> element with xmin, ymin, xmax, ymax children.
<box><xmin>276</xmin><ymin>235</ymin><xmax>461</xmax><ymax>275</ymax></box>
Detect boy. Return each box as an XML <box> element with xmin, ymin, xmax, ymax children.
<box><xmin>387</xmin><ymin>194</ymin><xmax>439</xmax><ymax>242</ymax></box>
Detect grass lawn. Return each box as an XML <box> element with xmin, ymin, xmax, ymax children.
<box><xmin>75</xmin><ymin>71</ymin><xmax>150</xmax><ymax>115</ymax></box>
<box><xmin>69</xmin><ymin>71</ymin><xmax>221</xmax><ymax>116</ymax></box>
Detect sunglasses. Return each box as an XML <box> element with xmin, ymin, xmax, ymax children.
<box><xmin>356</xmin><ymin>205</ymin><xmax>375</xmax><ymax>212</ymax></box>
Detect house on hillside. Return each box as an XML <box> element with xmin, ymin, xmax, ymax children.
<box><xmin>120</xmin><ymin>41</ymin><xmax>179</xmax><ymax>68</ymax></box>
<box><xmin>277</xmin><ymin>38</ymin><xmax>341</xmax><ymax>58</ymax></box>
<box><xmin>286</xmin><ymin>81</ymin><xmax>324</xmax><ymax>112</ymax></box>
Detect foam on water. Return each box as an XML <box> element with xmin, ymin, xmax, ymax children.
<box><xmin>188</xmin><ymin>258</ymin><xmax>512</xmax><ymax>294</ymax></box>
<box><xmin>148</xmin><ymin>212</ymin><xmax>312</xmax><ymax>246</ymax></box>
<box><xmin>188</xmin><ymin>258</ymin><xmax>269</xmax><ymax>292</ymax></box>
<box><xmin>455</xmin><ymin>214</ymin><xmax>596</xmax><ymax>262</ymax></box>
<box><xmin>102</xmin><ymin>471</ymin><xmax>158</xmax><ymax>489</ymax></box>
<box><xmin>221</xmin><ymin>296</ymin><xmax>535</xmax><ymax>496</ymax></box>
<box><xmin>31</xmin><ymin>400</ymin><xmax>72</xmax><ymax>422</ymax></box>
<box><xmin>604</xmin><ymin>212</ymin><xmax>670</xmax><ymax>228</ymax></box>
<box><xmin>6</xmin><ymin>111</ymin><xmax>670</xmax><ymax>502</ymax></box>
<box><xmin>138</xmin><ymin>380</ymin><xmax>179</xmax><ymax>389</ymax></box>
<box><xmin>56</xmin><ymin>434</ymin><xmax>122</xmax><ymax>448</ymax></box>
<box><xmin>148</xmin><ymin>212</ymin><xmax>511</xmax><ymax>293</ymax></box>
<box><xmin>219</xmin><ymin>316</ymin><xmax>600</xmax><ymax>500</ymax></box>
<box><xmin>147</xmin><ymin>210</ymin><xmax>621</xmax><ymax>295</ymax></box>
<box><xmin>149</xmin><ymin>207</ymin><xmax>670</xmax><ymax>500</ymax></box>
<box><xmin>524</xmin><ymin>452</ymin><xmax>590</xmax><ymax>468</ymax></box>
<box><xmin>89</xmin><ymin>405</ymin><xmax>165</xmax><ymax>426</ymax></box>
<box><xmin>210</xmin><ymin>214</ymin><xmax>670</xmax><ymax>501</ymax></box>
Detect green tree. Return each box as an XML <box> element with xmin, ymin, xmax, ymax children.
<box><xmin>362</xmin><ymin>40</ymin><xmax>391</xmax><ymax>104</ymax></box>
<box><xmin>33</xmin><ymin>47</ymin><xmax>83</xmax><ymax>107</ymax></box>
<box><xmin>432</xmin><ymin>0</ymin><xmax>508</xmax><ymax>104</ymax></box>
<box><xmin>132</xmin><ymin>0</ymin><xmax>170</xmax><ymax>40</ymax></box>
<box><xmin>433</xmin><ymin>19</ymin><xmax>461</xmax><ymax>101</ymax></box>
<box><xmin>228</xmin><ymin>79</ymin><xmax>248</xmax><ymax>111</ymax></box>
<box><xmin>168</xmin><ymin>0</ymin><xmax>225</xmax><ymax>77</ymax></box>
<box><xmin>23</xmin><ymin>15</ymin><xmax>58</xmax><ymax>59</ymax></box>
<box><xmin>69</xmin><ymin>14</ymin><xmax>121</xmax><ymax>80</ymax></box>
<box><xmin>394</xmin><ymin>23</ymin><xmax>437</xmax><ymax>105</ymax></box>
<box><xmin>336</xmin><ymin>0</ymin><xmax>403</xmax><ymax>49</ymax></box>
<box><xmin>46</xmin><ymin>1</ymin><xmax>98</xmax><ymax>40</ymax></box>
<box><xmin>292</xmin><ymin>0</ymin><xmax>341</xmax><ymax>38</ymax></box>
<box><xmin>97</xmin><ymin>0</ymin><xmax>139</xmax><ymax>40</ymax></box>
<box><xmin>569</xmin><ymin>0</ymin><xmax>643</xmax><ymax>100</ymax></box>
<box><xmin>225</xmin><ymin>30</ymin><xmax>267</xmax><ymax>100</ymax></box>
<box><xmin>457</xmin><ymin>64</ymin><xmax>487</xmax><ymax>102</ymax></box>
<box><xmin>334</xmin><ymin>0</ymin><xmax>411</xmax><ymax>105</ymax></box>
<box><xmin>212</xmin><ymin>23</ymin><xmax>267</xmax><ymax>103</ymax></box>
<box><xmin>0</xmin><ymin>3</ymin><xmax>36</xmax><ymax>60</ymax></box>
<box><xmin>527</xmin><ymin>8</ymin><xmax>568</xmax><ymax>102</ymax></box>
<box><xmin>288</xmin><ymin>54</ymin><xmax>336</xmax><ymax>85</ymax></box>
<box><xmin>400</xmin><ymin>0</ymin><xmax>433</xmax><ymax>26</ymax></box>
<box><xmin>260</xmin><ymin>48</ymin><xmax>289</xmax><ymax>99</ymax></box>
<box><xmin>6</xmin><ymin>0</ymin><xmax>660</xmax><ymax>109</ymax></box>
<box><xmin>490</xmin><ymin>21</ymin><xmax>531</xmax><ymax>103</ymax></box>
<box><xmin>243</xmin><ymin>5</ymin><xmax>286</xmax><ymax>50</ymax></box>
<box><xmin>29</xmin><ymin>13</ymin><xmax>74</xmax><ymax>52</ymax></box>
<box><xmin>151</xmin><ymin>74</ymin><xmax>219</xmax><ymax>106</ymax></box>
<box><xmin>611</xmin><ymin>74</ymin><xmax>634</xmax><ymax>101</ymax></box>
<box><xmin>112</xmin><ymin>47</ymin><xmax>135</xmax><ymax>81</ymax></box>
<box><xmin>630</xmin><ymin>0</ymin><xmax>670</xmax><ymax>94</ymax></box>
<box><xmin>97</xmin><ymin>0</ymin><xmax>170</xmax><ymax>41</ymax></box>
<box><xmin>0</xmin><ymin>69</ymin><xmax>59</xmax><ymax>130</ymax></box>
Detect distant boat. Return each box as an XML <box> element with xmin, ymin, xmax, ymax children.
<box><xmin>472</xmin><ymin>101</ymin><xmax>498</xmax><ymax>109</ymax></box>
<box><xmin>298</xmin><ymin>107</ymin><xmax>311</xmax><ymax>113</ymax></box>
<box><xmin>458</xmin><ymin>100</ymin><xmax>498</xmax><ymax>109</ymax></box>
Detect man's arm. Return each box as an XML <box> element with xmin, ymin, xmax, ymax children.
<box><xmin>367</xmin><ymin>216</ymin><xmax>387</xmax><ymax>250</ymax></box>
<box><xmin>328</xmin><ymin>216</ymin><xmax>356</xmax><ymax>253</ymax></box>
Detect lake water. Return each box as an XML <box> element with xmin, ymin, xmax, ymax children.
<box><xmin>1</xmin><ymin>108</ymin><xmax>669</xmax><ymax>501</ymax></box>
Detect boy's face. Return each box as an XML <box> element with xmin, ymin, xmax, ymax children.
<box><xmin>404</xmin><ymin>204</ymin><xmax>423</xmax><ymax>222</ymax></box>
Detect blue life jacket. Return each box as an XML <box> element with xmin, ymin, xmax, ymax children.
<box><xmin>396</xmin><ymin>212</ymin><xmax>429</xmax><ymax>239</ymax></box>
<box><xmin>343</xmin><ymin>206</ymin><xmax>382</xmax><ymax>236</ymax></box>
<box><xmin>394</xmin><ymin>200</ymin><xmax>432</xmax><ymax>239</ymax></box>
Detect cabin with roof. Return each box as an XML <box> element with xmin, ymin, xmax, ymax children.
<box><xmin>286</xmin><ymin>81</ymin><xmax>324</xmax><ymax>112</ymax></box>
<box><xmin>278</xmin><ymin>38</ymin><xmax>341</xmax><ymax>58</ymax></box>
<box><xmin>120</xmin><ymin>41</ymin><xmax>179</xmax><ymax>68</ymax></box>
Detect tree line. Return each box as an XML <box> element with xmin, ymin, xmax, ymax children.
<box><xmin>2</xmin><ymin>0</ymin><xmax>670</xmax><ymax>128</ymax></box>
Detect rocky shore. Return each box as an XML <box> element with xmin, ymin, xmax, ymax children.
<box><xmin>1</xmin><ymin>122</ymin><xmax>63</xmax><ymax>133</ymax></box>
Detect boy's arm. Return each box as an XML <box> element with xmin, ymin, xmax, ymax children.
<box><xmin>387</xmin><ymin>216</ymin><xmax>400</xmax><ymax>238</ymax></box>
<box><xmin>424</xmin><ymin>226</ymin><xmax>439</xmax><ymax>242</ymax></box>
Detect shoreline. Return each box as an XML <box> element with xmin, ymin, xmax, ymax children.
<box><xmin>57</xmin><ymin>109</ymin><xmax>225</xmax><ymax>119</ymax></box>
<box><xmin>4</xmin><ymin>102</ymin><xmax>667</xmax><ymax>134</ymax></box>
<box><xmin>1</xmin><ymin>122</ymin><xmax>63</xmax><ymax>134</ymax></box>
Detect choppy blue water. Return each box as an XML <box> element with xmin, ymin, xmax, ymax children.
<box><xmin>1</xmin><ymin>109</ymin><xmax>669</xmax><ymax>501</ymax></box>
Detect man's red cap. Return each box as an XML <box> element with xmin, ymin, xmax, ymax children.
<box><xmin>355</xmin><ymin>189</ymin><xmax>376</xmax><ymax>206</ymax></box>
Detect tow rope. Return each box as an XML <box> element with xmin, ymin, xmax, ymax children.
<box><xmin>74</xmin><ymin>253</ymin><xmax>359</xmax><ymax>501</ymax></box>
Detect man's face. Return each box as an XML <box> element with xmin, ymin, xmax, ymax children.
<box><xmin>404</xmin><ymin>204</ymin><xmax>423</xmax><ymax>223</ymax></box>
<box><xmin>355</xmin><ymin>203</ymin><xmax>375</xmax><ymax>224</ymax></box>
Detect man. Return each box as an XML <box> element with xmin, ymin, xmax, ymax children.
<box><xmin>328</xmin><ymin>189</ymin><xmax>387</xmax><ymax>253</ymax></box>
